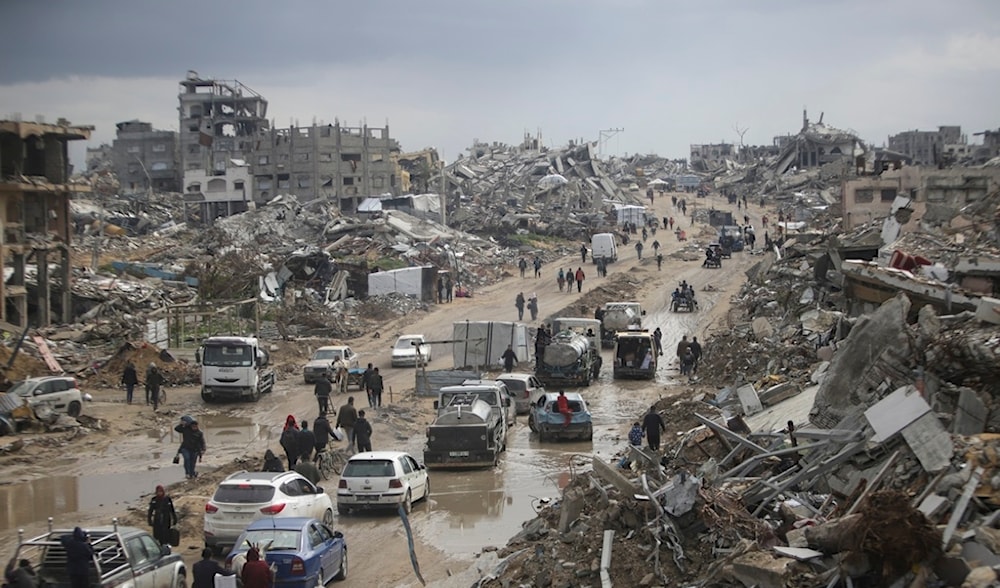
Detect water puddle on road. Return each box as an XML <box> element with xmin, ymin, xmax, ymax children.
<box><xmin>0</xmin><ymin>469</ymin><xmax>187</xmax><ymax>532</ymax></box>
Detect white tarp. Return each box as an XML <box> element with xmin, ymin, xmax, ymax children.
<box><xmin>368</xmin><ymin>266</ymin><xmax>425</xmax><ymax>298</ymax></box>
<box><xmin>615</xmin><ymin>204</ymin><xmax>647</xmax><ymax>226</ymax></box>
<box><xmin>452</xmin><ymin>321</ymin><xmax>530</xmax><ymax>369</ymax></box>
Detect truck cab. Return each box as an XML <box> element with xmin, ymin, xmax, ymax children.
<box><xmin>197</xmin><ymin>336</ymin><xmax>275</xmax><ymax>402</ymax></box>
<box><xmin>613</xmin><ymin>330</ymin><xmax>657</xmax><ymax>380</ymax></box>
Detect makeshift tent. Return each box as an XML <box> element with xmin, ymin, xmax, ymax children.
<box><xmin>452</xmin><ymin>321</ymin><xmax>530</xmax><ymax>370</ymax></box>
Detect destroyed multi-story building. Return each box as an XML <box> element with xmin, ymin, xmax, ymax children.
<box><xmin>888</xmin><ymin>125</ymin><xmax>966</xmax><ymax>166</ymax></box>
<box><xmin>253</xmin><ymin>122</ymin><xmax>402</xmax><ymax>214</ymax></box>
<box><xmin>689</xmin><ymin>143</ymin><xmax>736</xmax><ymax>171</ymax></box>
<box><xmin>972</xmin><ymin>128</ymin><xmax>1000</xmax><ymax>164</ymax></box>
<box><xmin>85</xmin><ymin>143</ymin><xmax>112</xmax><ymax>172</ymax></box>
<box><xmin>111</xmin><ymin>120</ymin><xmax>179</xmax><ymax>194</ymax></box>
<box><xmin>841</xmin><ymin>166</ymin><xmax>1000</xmax><ymax>230</ymax></box>
<box><xmin>772</xmin><ymin>111</ymin><xmax>865</xmax><ymax>174</ymax></box>
<box><xmin>0</xmin><ymin>119</ymin><xmax>92</xmax><ymax>328</ymax></box>
<box><xmin>178</xmin><ymin>71</ymin><xmax>268</xmax><ymax>224</ymax></box>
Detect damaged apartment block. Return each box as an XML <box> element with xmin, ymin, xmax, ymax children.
<box><xmin>254</xmin><ymin>122</ymin><xmax>401</xmax><ymax>214</ymax></box>
<box><xmin>178</xmin><ymin>71</ymin><xmax>268</xmax><ymax>225</ymax></box>
<box><xmin>0</xmin><ymin>119</ymin><xmax>93</xmax><ymax>329</ymax></box>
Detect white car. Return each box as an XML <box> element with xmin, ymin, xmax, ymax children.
<box><xmin>337</xmin><ymin>451</ymin><xmax>430</xmax><ymax>514</ymax></box>
<box><xmin>303</xmin><ymin>345</ymin><xmax>359</xmax><ymax>383</ymax></box>
<box><xmin>390</xmin><ymin>335</ymin><xmax>432</xmax><ymax>367</ymax></box>
<box><xmin>495</xmin><ymin>373</ymin><xmax>546</xmax><ymax>415</ymax></box>
<box><xmin>204</xmin><ymin>471</ymin><xmax>335</xmax><ymax>550</ymax></box>
<box><xmin>6</xmin><ymin>376</ymin><xmax>84</xmax><ymax>417</ymax></box>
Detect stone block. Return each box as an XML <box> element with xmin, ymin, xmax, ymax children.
<box><xmin>954</xmin><ymin>388</ymin><xmax>987</xmax><ymax>435</ymax></box>
<box><xmin>726</xmin><ymin>551</ymin><xmax>797</xmax><ymax>588</ymax></box>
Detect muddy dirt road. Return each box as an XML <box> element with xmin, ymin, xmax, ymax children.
<box><xmin>0</xmin><ymin>191</ymin><xmax>766</xmax><ymax>586</ymax></box>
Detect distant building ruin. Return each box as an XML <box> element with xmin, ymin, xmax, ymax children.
<box><xmin>0</xmin><ymin>119</ymin><xmax>92</xmax><ymax>328</ymax></box>
<box><xmin>178</xmin><ymin>71</ymin><xmax>268</xmax><ymax>224</ymax></box>
<box><xmin>111</xmin><ymin>120</ymin><xmax>179</xmax><ymax>193</ymax></box>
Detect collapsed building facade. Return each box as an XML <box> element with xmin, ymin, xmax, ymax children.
<box><xmin>178</xmin><ymin>72</ymin><xmax>268</xmax><ymax>224</ymax></box>
<box><xmin>111</xmin><ymin>120</ymin><xmax>180</xmax><ymax>194</ymax></box>
<box><xmin>0</xmin><ymin>119</ymin><xmax>92</xmax><ymax>329</ymax></box>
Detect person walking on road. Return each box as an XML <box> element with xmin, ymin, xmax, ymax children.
<box><xmin>314</xmin><ymin>373</ymin><xmax>331</xmax><ymax>415</ymax></box>
<box><xmin>566</xmin><ymin>268</ymin><xmax>575</xmax><ymax>294</ymax></box>
<box><xmin>335</xmin><ymin>397</ymin><xmax>358</xmax><ymax>453</ymax></box>
<box><xmin>533</xmin><ymin>256</ymin><xmax>542</xmax><ymax>278</ymax></box>
<box><xmin>298</xmin><ymin>420</ymin><xmax>316</xmax><ymax>462</ymax></box>
<box><xmin>628</xmin><ymin>422</ymin><xmax>643</xmax><ymax>447</ymax></box>
<box><xmin>669</xmin><ymin>217</ymin><xmax>675</xmax><ymax>230</ymax></box>
<box><xmin>369</xmin><ymin>367</ymin><xmax>384</xmax><ymax>407</ymax></box>
<box><xmin>557</xmin><ymin>268</ymin><xmax>565</xmax><ymax>292</ymax></box>
<box><xmin>652</xmin><ymin>327</ymin><xmax>663</xmax><ymax>356</ymax></box>
<box><xmin>312</xmin><ymin>412</ymin><xmax>333</xmax><ymax>457</ymax></box>
<box><xmin>147</xmin><ymin>363</ymin><xmax>165</xmax><ymax>411</ymax></box>
<box><xmin>635</xmin><ymin>241</ymin><xmax>643</xmax><ymax>260</ymax></box>
<box><xmin>656</xmin><ymin>253</ymin><xmax>663</xmax><ymax>270</ymax></box>
<box><xmin>574</xmin><ymin>267</ymin><xmax>585</xmax><ymax>292</ymax></box>
<box><xmin>363</xmin><ymin>362</ymin><xmax>375</xmax><ymax>407</ymax></box>
<box><xmin>652</xmin><ymin>239</ymin><xmax>660</xmax><ymax>254</ymax></box>
<box><xmin>689</xmin><ymin>337</ymin><xmax>703</xmax><ymax>374</ymax></box>
<box><xmin>240</xmin><ymin>548</ymin><xmax>272</xmax><ymax>588</ymax></box>
<box><xmin>174</xmin><ymin>415</ymin><xmax>206</xmax><ymax>479</ymax></box>
<box><xmin>676</xmin><ymin>335</ymin><xmax>690</xmax><ymax>363</ymax></box>
<box><xmin>642</xmin><ymin>406</ymin><xmax>666</xmax><ymax>451</ymax></box>
<box><xmin>501</xmin><ymin>345</ymin><xmax>518</xmax><ymax>373</ymax></box>
<box><xmin>515</xmin><ymin>292</ymin><xmax>525</xmax><ymax>321</ymax></box>
<box><xmin>355</xmin><ymin>410</ymin><xmax>373</xmax><ymax>453</ymax></box>
<box><xmin>527</xmin><ymin>293</ymin><xmax>538</xmax><ymax>321</ymax></box>
<box><xmin>121</xmin><ymin>360</ymin><xmax>138</xmax><ymax>405</ymax></box>
<box><xmin>280</xmin><ymin>415</ymin><xmax>300</xmax><ymax>469</ymax></box>
<box><xmin>518</xmin><ymin>257</ymin><xmax>527</xmax><ymax>278</ymax></box>
<box><xmin>147</xmin><ymin>485</ymin><xmax>177</xmax><ymax>546</ymax></box>
<box><xmin>261</xmin><ymin>449</ymin><xmax>284</xmax><ymax>472</ymax></box>
<box><xmin>580</xmin><ymin>244</ymin><xmax>588</xmax><ymax>263</ymax></box>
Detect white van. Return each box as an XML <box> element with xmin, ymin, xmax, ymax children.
<box><xmin>591</xmin><ymin>233</ymin><xmax>618</xmax><ymax>264</ymax></box>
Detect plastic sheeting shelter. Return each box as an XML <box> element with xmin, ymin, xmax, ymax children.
<box><xmin>615</xmin><ymin>204</ymin><xmax>647</xmax><ymax>226</ymax></box>
<box><xmin>367</xmin><ymin>266</ymin><xmax>437</xmax><ymax>301</ymax></box>
<box><xmin>452</xmin><ymin>321</ymin><xmax>530</xmax><ymax>370</ymax></box>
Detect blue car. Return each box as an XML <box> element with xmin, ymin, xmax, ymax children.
<box><xmin>226</xmin><ymin>517</ymin><xmax>347</xmax><ymax>586</ymax></box>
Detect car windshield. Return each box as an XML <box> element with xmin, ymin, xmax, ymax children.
<box><xmin>312</xmin><ymin>349</ymin><xmax>342</xmax><ymax>361</ymax></box>
<box><xmin>499</xmin><ymin>380</ymin><xmax>525</xmax><ymax>393</ymax></box>
<box><xmin>343</xmin><ymin>459</ymin><xmax>396</xmax><ymax>477</ymax></box>
<box><xmin>237</xmin><ymin>529</ymin><xmax>301</xmax><ymax>551</ymax></box>
<box><xmin>213</xmin><ymin>484</ymin><xmax>276</xmax><ymax>503</ymax></box>
<box><xmin>440</xmin><ymin>391</ymin><xmax>497</xmax><ymax>407</ymax></box>
<box><xmin>394</xmin><ymin>338</ymin><xmax>420</xmax><ymax>349</ymax></box>
<box><xmin>203</xmin><ymin>345</ymin><xmax>253</xmax><ymax>367</ymax></box>
<box><xmin>6</xmin><ymin>381</ymin><xmax>33</xmax><ymax>396</ymax></box>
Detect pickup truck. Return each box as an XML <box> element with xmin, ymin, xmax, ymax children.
<box><xmin>15</xmin><ymin>520</ymin><xmax>187</xmax><ymax>588</ymax></box>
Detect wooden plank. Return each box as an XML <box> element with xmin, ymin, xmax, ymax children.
<box><xmin>31</xmin><ymin>335</ymin><xmax>62</xmax><ymax>373</ymax></box>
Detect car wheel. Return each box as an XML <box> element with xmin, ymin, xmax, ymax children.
<box><xmin>528</xmin><ymin>414</ymin><xmax>537</xmax><ymax>433</ymax></box>
<box><xmin>423</xmin><ymin>478</ymin><xmax>430</xmax><ymax>501</ymax></box>
<box><xmin>333</xmin><ymin>549</ymin><xmax>348</xmax><ymax>581</ymax></box>
<box><xmin>403</xmin><ymin>490</ymin><xmax>412</xmax><ymax>514</ymax></box>
<box><xmin>336</xmin><ymin>504</ymin><xmax>351</xmax><ymax>516</ymax></box>
<box><xmin>323</xmin><ymin>508</ymin><xmax>334</xmax><ymax>526</ymax></box>
<box><xmin>67</xmin><ymin>401</ymin><xmax>82</xmax><ymax>417</ymax></box>
<box><xmin>201</xmin><ymin>390</ymin><xmax>212</xmax><ymax>403</ymax></box>
<box><xmin>173</xmin><ymin>572</ymin><xmax>187</xmax><ymax>588</ymax></box>
<box><xmin>316</xmin><ymin>569</ymin><xmax>325</xmax><ymax>588</ymax></box>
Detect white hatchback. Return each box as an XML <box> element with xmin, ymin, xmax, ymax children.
<box><xmin>7</xmin><ymin>376</ymin><xmax>85</xmax><ymax>417</ymax></box>
<box><xmin>337</xmin><ymin>451</ymin><xmax>430</xmax><ymax>514</ymax></box>
<box><xmin>204</xmin><ymin>471</ymin><xmax>334</xmax><ymax>550</ymax></box>
<box><xmin>390</xmin><ymin>335</ymin><xmax>432</xmax><ymax>367</ymax></box>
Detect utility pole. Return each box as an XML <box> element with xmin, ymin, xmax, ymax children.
<box><xmin>598</xmin><ymin>128</ymin><xmax>624</xmax><ymax>158</ymax></box>
<box><xmin>439</xmin><ymin>160</ymin><xmax>447</xmax><ymax>227</ymax></box>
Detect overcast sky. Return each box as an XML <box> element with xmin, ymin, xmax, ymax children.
<box><xmin>2</xmin><ymin>0</ymin><xmax>999</xmax><ymax>167</ymax></box>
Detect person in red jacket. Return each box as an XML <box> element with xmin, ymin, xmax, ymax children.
<box><xmin>556</xmin><ymin>390</ymin><xmax>572</xmax><ymax>427</ymax></box>
<box><xmin>240</xmin><ymin>548</ymin><xmax>273</xmax><ymax>588</ymax></box>
<box><xmin>574</xmin><ymin>267</ymin><xmax>585</xmax><ymax>293</ymax></box>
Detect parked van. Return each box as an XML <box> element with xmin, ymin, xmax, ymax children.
<box><xmin>591</xmin><ymin>233</ymin><xmax>618</xmax><ymax>264</ymax></box>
